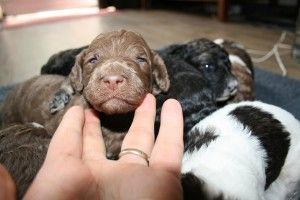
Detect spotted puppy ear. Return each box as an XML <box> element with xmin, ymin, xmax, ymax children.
<box><xmin>151</xmin><ymin>50</ymin><xmax>170</xmax><ymax>95</ymax></box>
<box><xmin>69</xmin><ymin>49</ymin><xmax>87</xmax><ymax>93</ymax></box>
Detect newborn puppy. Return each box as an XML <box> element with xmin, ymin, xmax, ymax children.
<box><xmin>155</xmin><ymin>51</ymin><xmax>218</xmax><ymax>138</ymax></box>
<box><xmin>181</xmin><ymin>101</ymin><xmax>300</xmax><ymax>200</ymax></box>
<box><xmin>0</xmin><ymin>30</ymin><xmax>170</xmax><ymax>159</ymax></box>
<box><xmin>214</xmin><ymin>38</ymin><xmax>255</xmax><ymax>102</ymax></box>
<box><xmin>159</xmin><ymin>38</ymin><xmax>238</xmax><ymax>103</ymax></box>
<box><xmin>0</xmin><ymin>123</ymin><xmax>50</xmax><ymax>199</ymax></box>
<box><xmin>0</xmin><ymin>75</ymin><xmax>69</xmax><ymax>132</ymax></box>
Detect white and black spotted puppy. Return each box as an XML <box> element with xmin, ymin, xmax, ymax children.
<box><xmin>181</xmin><ymin>101</ymin><xmax>300</xmax><ymax>200</ymax></box>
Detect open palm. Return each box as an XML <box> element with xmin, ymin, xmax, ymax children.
<box><xmin>24</xmin><ymin>94</ymin><xmax>184</xmax><ymax>200</ymax></box>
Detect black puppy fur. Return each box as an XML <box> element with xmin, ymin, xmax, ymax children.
<box><xmin>41</xmin><ymin>46</ymin><xmax>87</xmax><ymax>76</ymax></box>
<box><xmin>155</xmin><ymin>51</ymin><xmax>218</xmax><ymax>140</ymax></box>
<box><xmin>159</xmin><ymin>38</ymin><xmax>237</xmax><ymax>102</ymax></box>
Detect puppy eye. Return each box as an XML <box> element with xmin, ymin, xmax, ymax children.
<box><xmin>136</xmin><ymin>57</ymin><xmax>147</xmax><ymax>64</ymax></box>
<box><xmin>201</xmin><ymin>64</ymin><xmax>216</xmax><ymax>71</ymax></box>
<box><xmin>88</xmin><ymin>57</ymin><xmax>98</xmax><ymax>64</ymax></box>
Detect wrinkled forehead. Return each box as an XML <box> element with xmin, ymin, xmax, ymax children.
<box><xmin>87</xmin><ymin>31</ymin><xmax>151</xmax><ymax>56</ymax></box>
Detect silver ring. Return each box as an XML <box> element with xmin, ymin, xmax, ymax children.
<box><xmin>118</xmin><ymin>148</ymin><xmax>149</xmax><ymax>166</ymax></box>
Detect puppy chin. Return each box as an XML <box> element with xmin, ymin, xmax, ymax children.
<box><xmin>93</xmin><ymin>98</ymin><xmax>140</xmax><ymax>114</ymax></box>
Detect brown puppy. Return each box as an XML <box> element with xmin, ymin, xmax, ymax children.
<box><xmin>0</xmin><ymin>30</ymin><xmax>170</xmax><ymax>158</ymax></box>
<box><xmin>214</xmin><ymin>38</ymin><xmax>255</xmax><ymax>102</ymax></box>
<box><xmin>0</xmin><ymin>123</ymin><xmax>50</xmax><ymax>199</ymax></box>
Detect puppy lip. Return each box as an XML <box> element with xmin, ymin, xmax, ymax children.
<box><xmin>216</xmin><ymin>87</ymin><xmax>238</xmax><ymax>102</ymax></box>
<box><xmin>216</xmin><ymin>95</ymin><xmax>230</xmax><ymax>102</ymax></box>
<box><xmin>230</xmin><ymin>88</ymin><xmax>238</xmax><ymax>95</ymax></box>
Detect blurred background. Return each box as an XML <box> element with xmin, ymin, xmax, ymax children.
<box><xmin>0</xmin><ymin>0</ymin><xmax>299</xmax><ymax>86</ymax></box>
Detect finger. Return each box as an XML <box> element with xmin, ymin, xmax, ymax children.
<box><xmin>150</xmin><ymin>99</ymin><xmax>183</xmax><ymax>176</ymax></box>
<box><xmin>0</xmin><ymin>164</ymin><xmax>16</xmax><ymax>200</ymax></box>
<box><xmin>47</xmin><ymin>106</ymin><xmax>85</xmax><ymax>159</ymax></box>
<box><xmin>119</xmin><ymin>93</ymin><xmax>156</xmax><ymax>166</ymax></box>
<box><xmin>82</xmin><ymin>109</ymin><xmax>106</xmax><ymax>160</ymax></box>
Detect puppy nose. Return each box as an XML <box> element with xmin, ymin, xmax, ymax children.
<box><xmin>102</xmin><ymin>75</ymin><xmax>125</xmax><ymax>90</ymax></box>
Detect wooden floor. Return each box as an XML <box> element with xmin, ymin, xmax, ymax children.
<box><xmin>0</xmin><ymin>9</ymin><xmax>299</xmax><ymax>86</ymax></box>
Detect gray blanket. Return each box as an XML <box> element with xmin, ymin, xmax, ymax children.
<box><xmin>254</xmin><ymin>68</ymin><xmax>300</xmax><ymax>120</ymax></box>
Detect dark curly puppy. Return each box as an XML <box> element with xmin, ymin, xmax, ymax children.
<box><xmin>154</xmin><ymin>55</ymin><xmax>218</xmax><ymax>139</ymax></box>
<box><xmin>214</xmin><ymin>38</ymin><xmax>255</xmax><ymax>102</ymax></box>
<box><xmin>0</xmin><ymin>123</ymin><xmax>50</xmax><ymax>199</ymax></box>
<box><xmin>159</xmin><ymin>38</ymin><xmax>238</xmax><ymax>102</ymax></box>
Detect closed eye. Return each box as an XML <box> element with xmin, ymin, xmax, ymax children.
<box><xmin>136</xmin><ymin>57</ymin><xmax>147</xmax><ymax>64</ymax></box>
<box><xmin>88</xmin><ymin>56</ymin><xmax>98</xmax><ymax>64</ymax></box>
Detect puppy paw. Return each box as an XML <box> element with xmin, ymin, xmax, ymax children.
<box><xmin>49</xmin><ymin>89</ymin><xmax>71</xmax><ymax>114</ymax></box>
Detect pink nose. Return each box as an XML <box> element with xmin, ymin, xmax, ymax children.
<box><xmin>102</xmin><ymin>75</ymin><xmax>125</xmax><ymax>90</ymax></box>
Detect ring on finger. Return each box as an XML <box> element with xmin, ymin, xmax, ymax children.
<box><xmin>118</xmin><ymin>148</ymin><xmax>149</xmax><ymax>166</ymax></box>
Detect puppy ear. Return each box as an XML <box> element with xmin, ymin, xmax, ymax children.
<box><xmin>151</xmin><ymin>50</ymin><xmax>170</xmax><ymax>95</ymax></box>
<box><xmin>69</xmin><ymin>49</ymin><xmax>87</xmax><ymax>93</ymax></box>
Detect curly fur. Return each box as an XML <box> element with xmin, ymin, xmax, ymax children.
<box><xmin>154</xmin><ymin>52</ymin><xmax>218</xmax><ymax>141</ymax></box>
<box><xmin>159</xmin><ymin>38</ymin><xmax>238</xmax><ymax>102</ymax></box>
<box><xmin>41</xmin><ymin>46</ymin><xmax>87</xmax><ymax>76</ymax></box>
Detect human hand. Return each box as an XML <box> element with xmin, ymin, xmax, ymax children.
<box><xmin>24</xmin><ymin>93</ymin><xmax>184</xmax><ymax>200</ymax></box>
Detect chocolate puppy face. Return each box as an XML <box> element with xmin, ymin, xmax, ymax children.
<box><xmin>69</xmin><ymin>30</ymin><xmax>170</xmax><ymax>114</ymax></box>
